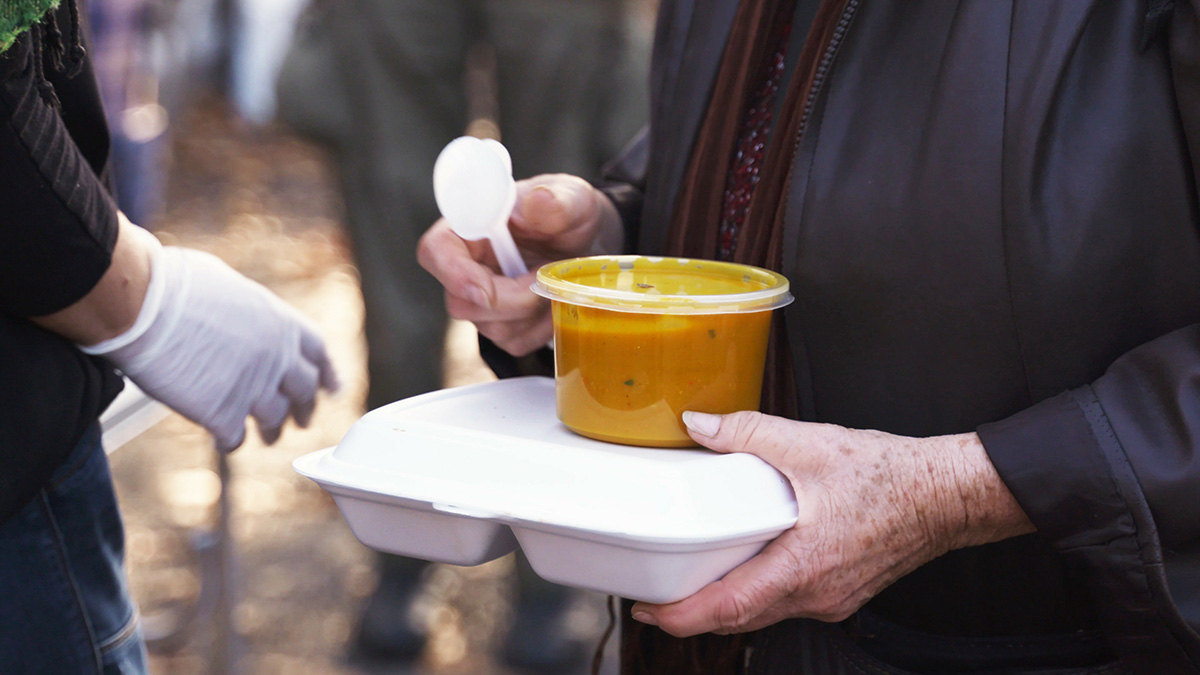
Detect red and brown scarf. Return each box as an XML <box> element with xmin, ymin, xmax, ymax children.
<box><xmin>665</xmin><ymin>0</ymin><xmax>847</xmax><ymax>429</ymax></box>
<box><xmin>620</xmin><ymin>0</ymin><xmax>850</xmax><ymax>672</ymax></box>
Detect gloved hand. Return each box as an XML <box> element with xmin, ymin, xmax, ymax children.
<box><xmin>81</xmin><ymin>226</ymin><xmax>339</xmax><ymax>451</ymax></box>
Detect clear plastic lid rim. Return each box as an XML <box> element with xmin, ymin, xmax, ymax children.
<box><xmin>533</xmin><ymin>255</ymin><xmax>795</xmax><ymax>315</ymax></box>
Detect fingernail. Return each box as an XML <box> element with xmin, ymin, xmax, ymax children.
<box><xmin>467</xmin><ymin>285</ymin><xmax>492</xmax><ymax>309</ymax></box>
<box><xmin>531</xmin><ymin>184</ymin><xmax>561</xmax><ymax>204</ymax></box>
<box><xmin>632</xmin><ymin>609</ymin><xmax>657</xmax><ymax>626</ymax></box>
<box><xmin>514</xmin><ymin>185</ymin><xmax>556</xmax><ymax>223</ymax></box>
<box><xmin>527</xmin><ymin>185</ymin><xmax>566</xmax><ymax>216</ymax></box>
<box><xmin>682</xmin><ymin>411</ymin><xmax>722</xmax><ymax>437</ymax></box>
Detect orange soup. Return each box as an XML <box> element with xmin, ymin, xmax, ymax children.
<box><xmin>553</xmin><ymin>303</ymin><xmax>771</xmax><ymax>446</ymax></box>
<box><xmin>535</xmin><ymin>256</ymin><xmax>792</xmax><ymax>448</ymax></box>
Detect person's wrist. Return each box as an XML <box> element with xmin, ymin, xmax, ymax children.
<box><xmin>79</xmin><ymin>223</ymin><xmax>165</xmax><ymax>356</ymax></box>
<box><xmin>31</xmin><ymin>212</ymin><xmax>156</xmax><ymax>347</ymax></box>
<box><xmin>924</xmin><ymin>432</ymin><xmax>1036</xmax><ymax>551</ymax></box>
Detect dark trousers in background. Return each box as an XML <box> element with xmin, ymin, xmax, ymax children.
<box><xmin>277</xmin><ymin>0</ymin><xmax>649</xmax><ymax>665</ymax></box>
<box><xmin>278</xmin><ymin>0</ymin><xmax>647</xmax><ymax>411</ymax></box>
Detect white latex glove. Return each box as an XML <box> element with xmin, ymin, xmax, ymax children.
<box><xmin>81</xmin><ymin>227</ymin><xmax>339</xmax><ymax>451</ymax></box>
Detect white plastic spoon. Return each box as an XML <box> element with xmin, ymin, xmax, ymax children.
<box><xmin>433</xmin><ymin>136</ymin><xmax>527</xmax><ymax>277</ymax></box>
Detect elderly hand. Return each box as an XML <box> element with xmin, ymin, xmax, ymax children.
<box><xmin>630</xmin><ymin>410</ymin><xmax>1034</xmax><ymax>637</ymax></box>
<box><xmin>417</xmin><ymin>173</ymin><xmax>622</xmax><ymax>356</ymax></box>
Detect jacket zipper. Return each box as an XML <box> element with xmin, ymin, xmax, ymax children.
<box><xmin>785</xmin><ymin>0</ymin><xmax>862</xmax><ymax>197</ymax></box>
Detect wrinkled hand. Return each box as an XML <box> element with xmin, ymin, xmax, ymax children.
<box><xmin>630</xmin><ymin>411</ymin><xmax>1033</xmax><ymax>637</ymax></box>
<box><xmin>83</xmin><ymin>226</ymin><xmax>339</xmax><ymax>451</ymax></box>
<box><xmin>417</xmin><ymin>173</ymin><xmax>621</xmax><ymax>356</ymax></box>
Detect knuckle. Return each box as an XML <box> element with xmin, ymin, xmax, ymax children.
<box><xmin>714</xmin><ymin>588</ymin><xmax>757</xmax><ymax>633</ymax></box>
<box><xmin>415</xmin><ymin>236</ymin><xmax>434</xmax><ymax>270</ymax></box>
<box><xmin>416</xmin><ymin>226</ymin><xmax>450</xmax><ymax>270</ymax></box>
<box><xmin>501</xmin><ymin>328</ymin><xmax>540</xmax><ymax>357</ymax></box>
<box><xmin>474</xmin><ymin>321</ymin><xmax>503</xmax><ymax>343</ymax></box>
<box><xmin>727</xmin><ymin>411</ymin><xmax>765</xmax><ymax>445</ymax></box>
<box><xmin>445</xmin><ymin>297</ymin><xmax>477</xmax><ymax>321</ymax></box>
<box><xmin>419</xmin><ymin>229</ymin><xmax>479</xmax><ymax>284</ymax></box>
<box><xmin>475</xmin><ymin>323</ymin><xmax>525</xmax><ymax>357</ymax></box>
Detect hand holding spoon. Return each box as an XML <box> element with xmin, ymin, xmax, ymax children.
<box><xmin>433</xmin><ymin>136</ymin><xmax>527</xmax><ymax>277</ymax></box>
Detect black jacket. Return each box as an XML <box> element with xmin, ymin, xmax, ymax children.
<box><xmin>0</xmin><ymin>15</ymin><xmax>123</xmax><ymax>524</ymax></box>
<box><xmin>597</xmin><ymin>0</ymin><xmax>1200</xmax><ymax>672</ymax></box>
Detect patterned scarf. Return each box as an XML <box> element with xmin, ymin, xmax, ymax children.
<box><xmin>624</xmin><ymin>0</ymin><xmax>855</xmax><ymax>668</ymax></box>
<box><xmin>662</xmin><ymin>0</ymin><xmax>849</xmax><ymax>422</ymax></box>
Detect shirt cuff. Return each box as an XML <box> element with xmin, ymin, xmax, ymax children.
<box><xmin>976</xmin><ymin>387</ymin><xmax>1135</xmax><ymax>549</ymax></box>
<box><xmin>977</xmin><ymin>387</ymin><xmax>1196</xmax><ymax>670</ymax></box>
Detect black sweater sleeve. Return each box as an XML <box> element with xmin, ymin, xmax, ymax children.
<box><xmin>0</xmin><ymin>30</ymin><xmax>118</xmax><ymax>316</ymax></box>
<box><xmin>0</xmin><ymin>23</ymin><xmax>124</xmax><ymax>525</ymax></box>
<box><xmin>597</xmin><ymin>125</ymin><xmax>648</xmax><ymax>254</ymax></box>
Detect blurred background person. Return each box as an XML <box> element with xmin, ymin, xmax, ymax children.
<box><xmin>86</xmin><ymin>0</ymin><xmax>231</xmax><ymax>229</ymax></box>
<box><xmin>87</xmin><ymin>0</ymin><xmax>166</xmax><ymax>227</ymax></box>
<box><xmin>275</xmin><ymin>0</ymin><xmax>649</xmax><ymax>671</ymax></box>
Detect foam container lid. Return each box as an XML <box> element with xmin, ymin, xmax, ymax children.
<box><xmin>294</xmin><ymin>377</ymin><xmax>798</xmax><ymax>603</ymax></box>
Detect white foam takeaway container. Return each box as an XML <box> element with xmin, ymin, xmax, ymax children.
<box><xmin>293</xmin><ymin>377</ymin><xmax>798</xmax><ymax>604</ymax></box>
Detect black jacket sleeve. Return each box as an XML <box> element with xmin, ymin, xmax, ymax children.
<box><xmin>597</xmin><ymin>125</ymin><xmax>649</xmax><ymax>254</ymax></box>
<box><xmin>0</xmin><ymin>30</ymin><xmax>118</xmax><ymax>316</ymax></box>
<box><xmin>977</xmin><ymin>328</ymin><xmax>1200</xmax><ymax>673</ymax></box>
<box><xmin>975</xmin><ymin>7</ymin><xmax>1200</xmax><ymax>673</ymax></box>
